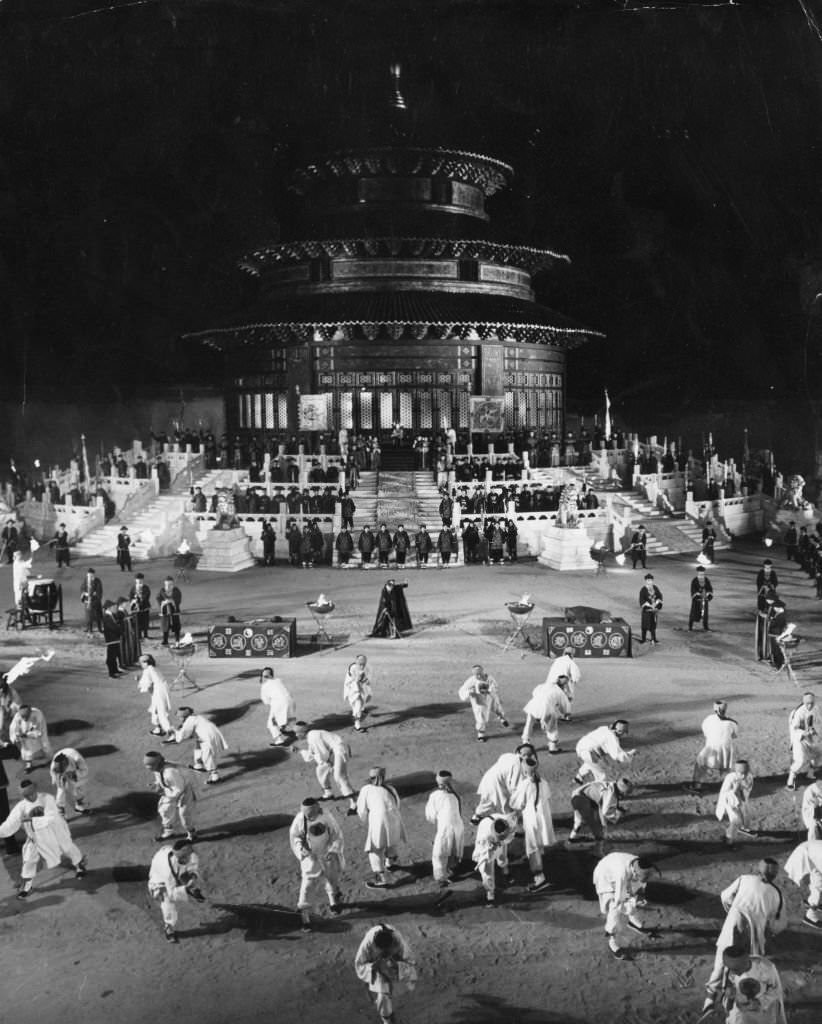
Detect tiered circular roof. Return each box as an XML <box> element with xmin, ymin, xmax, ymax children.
<box><xmin>238</xmin><ymin>237</ymin><xmax>570</xmax><ymax>276</ymax></box>
<box><xmin>188</xmin><ymin>290</ymin><xmax>600</xmax><ymax>349</ymax></box>
<box><xmin>292</xmin><ymin>147</ymin><xmax>514</xmax><ymax>196</ymax></box>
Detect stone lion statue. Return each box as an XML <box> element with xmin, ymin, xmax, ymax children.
<box><xmin>782</xmin><ymin>474</ymin><xmax>812</xmax><ymax>511</ymax></box>
<box><xmin>558</xmin><ymin>482</ymin><xmax>579</xmax><ymax>528</ymax></box>
<box><xmin>214</xmin><ymin>488</ymin><xmax>240</xmax><ymax>530</ymax></box>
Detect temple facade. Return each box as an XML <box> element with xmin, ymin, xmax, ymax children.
<box><xmin>190</xmin><ymin>72</ymin><xmax>601</xmax><ymax>444</ymax></box>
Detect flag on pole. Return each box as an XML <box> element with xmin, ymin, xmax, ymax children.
<box><xmin>81</xmin><ymin>434</ymin><xmax>91</xmax><ymax>494</ymax></box>
<box><xmin>604</xmin><ymin>389</ymin><xmax>612</xmax><ymax>441</ymax></box>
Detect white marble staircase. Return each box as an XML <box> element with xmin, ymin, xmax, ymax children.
<box><xmin>72</xmin><ymin>493</ymin><xmax>188</xmax><ymax>561</ymax></box>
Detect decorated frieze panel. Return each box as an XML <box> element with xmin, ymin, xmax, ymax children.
<box><xmin>478</xmin><ymin>264</ymin><xmax>532</xmax><ymax>289</ymax></box>
<box><xmin>313</xmin><ymin>369</ymin><xmax>471</xmax><ymax>388</ymax></box>
<box><xmin>503</xmin><ymin>371</ymin><xmax>563</xmax><ymax>389</ymax></box>
<box><xmin>332</xmin><ymin>259</ymin><xmax>459</xmax><ymax>280</ymax></box>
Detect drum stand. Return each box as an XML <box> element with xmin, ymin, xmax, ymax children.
<box><xmin>168</xmin><ymin>642</ymin><xmax>200</xmax><ymax>694</ymax></box>
<box><xmin>307</xmin><ymin>602</ymin><xmax>336</xmax><ymax>646</ymax></box>
<box><xmin>775</xmin><ymin>639</ymin><xmax>800</xmax><ymax>687</ymax></box>
<box><xmin>503</xmin><ymin>602</ymin><xmax>536</xmax><ymax>652</ymax></box>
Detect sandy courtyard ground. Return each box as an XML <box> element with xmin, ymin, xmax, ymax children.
<box><xmin>1</xmin><ymin>540</ymin><xmax>820</xmax><ymax>1024</ymax></box>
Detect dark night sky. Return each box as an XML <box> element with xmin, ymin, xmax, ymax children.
<box><xmin>2</xmin><ymin>0</ymin><xmax>822</xmax><ymax>424</ymax></box>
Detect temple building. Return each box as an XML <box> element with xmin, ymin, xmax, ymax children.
<box><xmin>189</xmin><ymin>69</ymin><xmax>601</xmax><ymax>444</ymax></box>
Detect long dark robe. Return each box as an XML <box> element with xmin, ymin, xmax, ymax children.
<box><xmin>371</xmin><ymin>582</ymin><xmax>413</xmax><ymax>638</ymax></box>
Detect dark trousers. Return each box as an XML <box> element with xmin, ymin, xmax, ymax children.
<box><xmin>640</xmin><ymin>610</ymin><xmax>658</xmax><ymax>642</ymax></box>
<box><xmin>106</xmin><ymin>643</ymin><xmax>120</xmax><ymax>677</ymax></box>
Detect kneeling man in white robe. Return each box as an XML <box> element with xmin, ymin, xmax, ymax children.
<box><xmin>147</xmin><ymin>838</ymin><xmax>205</xmax><ymax>943</ymax></box>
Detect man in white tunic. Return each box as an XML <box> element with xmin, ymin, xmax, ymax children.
<box><xmin>0</xmin><ymin>778</ymin><xmax>87</xmax><ymax>898</ymax></box>
<box><xmin>9</xmin><ymin>704</ymin><xmax>52</xmax><ymax>773</ymax></box>
<box><xmin>49</xmin><ymin>747</ymin><xmax>90</xmax><ymax>817</ymax></box>
<box><xmin>703</xmin><ymin>859</ymin><xmax>787</xmax><ymax>1009</ymax></box>
<box><xmin>473</xmin><ymin>814</ymin><xmax>514</xmax><ymax>906</ymax></box>
<box><xmin>510</xmin><ymin>755</ymin><xmax>555</xmax><ymax>892</ymax></box>
<box><xmin>546</xmin><ymin>649</ymin><xmax>581</xmax><ymax>706</ymax></box>
<box><xmin>357</xmin><ymin>766</ymin><xmax>406</xmax><ymax>889</ymax></box>
<box><xmin>137</xmin><ymin>654</ymin><xmax>174</xmax><ymax>737</ymax></box>
<box><xmin>706</xmin><ymin>945</ymin><xmax>787</xmax><ymax>1024</ymax></box>
<box><xmin>521</xmin><ymin>674</ymin><xmax>572</xmax><ymax>754</ymax></box>
<box><xmin>716</xmin><ymin>760</ymin><xmax>755</xmax><ymax>846</ymax></box>
<box><xmin>294</xmin><ymin>721</ymin><xmax>357</xmax><ymax>813</ymax></box>
<box><xmin>458</xmin><ymin>664</ymin><xmax>509</xmax><ymax>742</ymax></box>
<box><xmin>801</xmin><ymin>774</ymin><xmax>822</xmax><ymax>841</ymax></box>
<box><xmin>354</xmin><ymin>923</ymin><xmax>417</xmax><ymax>1024</ymax></box>
<box><xmin>1</xmin><ymin>652</ymin><xmax>53</xmax><ymax>745</ymax></box>
<box><xmin>686</xmin><ymin>700</ymin><xmax>739</xmax><ymax>794</ymax></box>
<box><xmin>343</xmin><ymin>654</ymin><xmax>373</xmax><ymax>733</ymax></box>
<box><xmin>575</xmin><ymin>720</ymin><xmax>635</xmax><ymax>784</ymax></box>
<box><xmin>144</xmin><ymin>750</ymin><xmax>197</xmax><ymax>842</ymax></box>
<box><xmin>147</xmin><ymin>838</ymin><xmax>205</xmax><ymax>943</ymax></box>
<box><xmin>593</xmin><ymin>851</ymin><xmax>656</xmax><ymax>960</ymax></box>
<box><xmin>167</xmin><ymin>706</ymin><xmax>228</xmax><ymax>785</ymax></box>
<box><xmin>259</xmin><ymin>667</ymin><xmax>296</xmax><ymax>745</ymax></box>
<box><xmin>471</xmin><ymin>743</ymin><xmax>538</xmax><ymax>822</ymax></box>
<box><xmin>786</xmin><ymin>692</ymin><xmax>820</xmax><ymax>789</ymax></box>
<box><xmin>289</xmin><ymin>796</ymin><xmax>344</xmax><ymax>930</ymax></box>
<box><xmin>424</xmin><ymin>769</ymin><xmax>464</xmax><ymax>888</ymax></box>
<box><xmin>784</xmin><ymin>837</ymin><xmax>822</xmax><ymax>928</ymax></box>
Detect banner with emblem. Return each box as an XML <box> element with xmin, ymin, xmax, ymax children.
<box><xmin>298</xmin><ymin>394</ymin><xmax>328</xmax><ymax>431</ymax></box>
<box><xmin>469</xmin><ymin>396</ymin><xmax>505</xmax><ymax>433</ymax></box>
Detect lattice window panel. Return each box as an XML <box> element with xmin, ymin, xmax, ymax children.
<box><xmin>419</xmin><ymin>391</ymin><xmax>432</xmax><ymax>429</ymax></box>
<box><xmin>277</xmin><ymin>394</ymin><xmax>289</xmax><ymax>430</ymax></box>
<box><xmin>457</xmin><ymin>391</ymin><xmax>469</xmax><ymax>429</ymax></box>
<box><xmin>434</xmin><ymin>390</ymin><xmax>451</xmax><ymax>429</ymax></box>
<box><xmin>504</xmin><ymin>392</ymin><xmax>514</xmax><ymax>428</ymax></box>
<box><xmin>252</xmin><ymin>394</ymin><xmax>262</xmax><ymax>429</ymax></box>
<box><xmin>340</xmin><ymin>392</ymin><xmax>354</xmax><ymax>430</ymax></box>
<box><xmin>325</xmin><ymin>393</ymin><xmax>335</xmax><ymax>431</ymax></box>
<box><xmin>399</xmin><ymin>393</ymin><xmax>413</xmax><ymax>428</ymax></box>
<box><xmin>359</xmin><ymin>391</ymin><xmax>373</xmax><ymax>430</ymax></box>
<box><xmin>264</xmin><ymin>393</ymin><xmax>275</xmax><ymax>429</ymax></box>
<box><xmin>380</xmin><ymin>392</ymin><xmax>394</xmax><ymax>429</ymax></box>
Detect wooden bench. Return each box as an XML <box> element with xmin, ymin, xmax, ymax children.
<box><xmin>5</xmin><ymin>607</ymin><xmax>25</xmax><ymax>630</ymax></box>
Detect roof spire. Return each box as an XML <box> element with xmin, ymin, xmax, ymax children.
<box><xmin>389</xmin><ymin>62</ymin><xmax>407</xmax><ymax>112</ymax></box>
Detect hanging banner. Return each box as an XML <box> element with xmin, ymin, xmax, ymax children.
<box><xmin>298</xmin><ymin>394</ymin><xmax>328</xmax><ymax>431</ymax></box>
<box><xmin>469</xmin><ymin>396</ymin><xmax>505</xmax><ymax>433</ymax></box>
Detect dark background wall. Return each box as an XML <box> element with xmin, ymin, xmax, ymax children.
<box><xmin>2</xmin><ymin>0</ymin><xmax>822</xmax><ymax>466</ymax></box>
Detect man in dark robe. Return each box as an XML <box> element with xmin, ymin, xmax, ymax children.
<box><xmin>371</xmin><ymin>580</ymin><xmax>412</xmax><ymax>638</ymax></box>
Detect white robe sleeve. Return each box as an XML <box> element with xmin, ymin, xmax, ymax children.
<box><xmin>0</xmin><ymin>800</ymin><xmax>27</xmax><ymax>839</ymax></box>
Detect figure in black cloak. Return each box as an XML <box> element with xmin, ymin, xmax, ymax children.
<box><xmin>371</xmin><ymin>579</ymin><xmax>412</xmax><ymax>638</ymax></box>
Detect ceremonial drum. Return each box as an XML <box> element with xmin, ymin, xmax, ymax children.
<box><xmin>208</xmin><ymin>619</ymin><xmax>297</xmax><ymax>658</ymax></box>
<box><xmin>542</xmin><ymin>617</ymin><xmax>632</xmax><ymax>658</ymax></box>
<box><xmin>25</xmin><ymin>579</ymin><xmax>64</xmax><ymax>627</ymax></box>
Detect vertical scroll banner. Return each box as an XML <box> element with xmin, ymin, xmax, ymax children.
<box><xmin>470</xmin><ymin>396</ymin><xmax>505</xmax><ymax>433</ymax></box>
<box><xmin>298</xmin><ymin>394</ymin><xmax>328</xmax><ymax>431</ymax></box>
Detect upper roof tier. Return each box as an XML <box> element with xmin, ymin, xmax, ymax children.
<box><xmin>289</xmin><ymin>147</ymin><xmax>515</xmax><ymax>228</ymax></box>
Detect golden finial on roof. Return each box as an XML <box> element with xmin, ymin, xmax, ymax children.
<box><xmin>389</xmin><ymin>63</ymin><xmax>407</xmax><ymax>111</ymax></box>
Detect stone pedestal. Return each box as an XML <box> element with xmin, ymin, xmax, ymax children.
<box><xmin>537</xmin><ymin>524</ymin><xmax>593</xmax><ymax>571</ymax></box>
<box><xmin>197</xmin><ymin>526</ymin><xmax>255</xmax><ymax>572</ymax></box>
